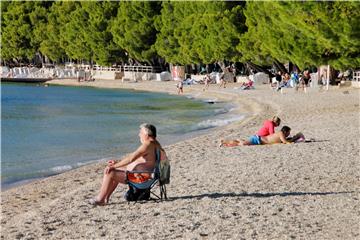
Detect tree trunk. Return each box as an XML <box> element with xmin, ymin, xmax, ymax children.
<box><xmin>246</xmin><ymin>61</ymin><xmax>275</xmax><ymax>78</ymax></box>
<box><xmin>273</xmin><ymin>59</ymin><xmax>288</xmax><ymax>74</ymax></box>
<box><xmin>217</xmin><ymin>61</ymin><xmax>227</xmax><ymax>73</ymax></box>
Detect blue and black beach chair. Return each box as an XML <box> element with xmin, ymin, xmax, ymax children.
<box><xmin>125</xmin><ymin>148</ymin><xmax>167</xmax><ymax>202</ymax></box>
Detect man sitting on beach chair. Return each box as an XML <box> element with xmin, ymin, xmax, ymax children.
<box><xmin>89</xmin><ymin>123</ymin><xmax>166</xmax><ymax>206</ymax></box>
<box><xmin>220</xmin><ymin>126</ymin><xmax>293</xmax><ymax>147</ymax></box>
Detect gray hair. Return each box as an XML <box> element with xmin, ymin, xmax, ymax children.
<box><xmin>140</xmin><ymin>123</ymin><xmax>157</xmax><ymax>138</ymax></box>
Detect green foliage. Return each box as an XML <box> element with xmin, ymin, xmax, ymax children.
<box><xmin>61</xmin><ymin>2</ymin><xmax>93</xmax><ymax>61</ymax></box>
<box><xmin>1</xmin><ymin>1</ymin><xmax>358</xmax><ymax>70</ymax></box>
<box><xmin>79</xmin><ymin>1</ymin><xmax>124</xmax><ymax>65</ymax></box>
<box><xmin>111</xmin><ymin>1</ymin><xmax>161</xmax><ymax>63</ymax></box>
<box><xmin>39</xmin><ymin>1</ymin><xmax>77</xmax><ymax>62</ymax></box>
<box><xmin>39</xmin><ymin>1</ymin><xmax>124</xmax><ymax>65</ymax></box>
<box><xmin>155</xmin><ymin>1</ymin><xmax>245</xmax><ymax>65</ymax></box>
<box><xmin>238</xmin><ymin>2</ymin><xmax>360</xmax><ymax>70</ymax></box>
<box><xmin>1</xmin><ymin>1</ymin><xmax>51</xmax><ymax>61</ymax></box>
<box><xmin>153</xmin><ymin>2</ymin><xmax>182</xmax><ymax>64</ymax></box>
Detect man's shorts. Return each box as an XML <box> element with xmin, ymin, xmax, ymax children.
<box><xmin>249</xmin><ymin>135</ymin><xmax>262</xmax><ymax>145</ymax></box>
<box><xmin>127</xmin><ymin>173</ymin><xmax>151</xmax><ymax>183</ymax></box>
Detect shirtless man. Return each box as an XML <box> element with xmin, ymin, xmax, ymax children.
<box><xmin>177</xmin><ymin>80</ymin><xmax>184</xmax><ymax>94</ymax></box>
<box><xmin>89</xmin><ymin>123</ymin><xmax>165</xmax><ymax>205</ymax></box>
<box><xmin>220</xmin><ymin>126</ymin><xmax>292</xmax><ymax>147</ymax></box>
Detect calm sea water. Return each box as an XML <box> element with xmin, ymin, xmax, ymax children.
<box><xmin>1</xmin><ymin>83</ymin><xmax>244</xmax><ymax>189</ymax></box>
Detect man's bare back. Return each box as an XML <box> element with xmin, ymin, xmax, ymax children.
<box><xmin>261</xmin><ymin>131</ymin><xmax>291</xmax><ymax>144</ymax></box>
<box><xmin>125</xmin><ymin>140</ymin><xmax>162</xmax><ymax>172</ymax></box>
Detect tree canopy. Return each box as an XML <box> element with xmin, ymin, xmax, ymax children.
<box><xmin>111</xmin><ymin>1</ymin><xmax>161</xmax><ymax>64</ymax></box>
<box><xmin>1</xmin><ymin>1</ymin><xmax>359</xmax><ymax>70</ymax></box>
<box><xmin>238</xmin><ymin>1</ymin><xmax>360</xmax><ymax>69</ymax></box>
<box><xmin>155</xmin><ymin>1</ymin><xmax>245</xmax><ymax>65</ymax></box>
<box><xmin>1</xmin><ymin>1</ymin><xmax>52</xmax><ymax>61</ymax></box>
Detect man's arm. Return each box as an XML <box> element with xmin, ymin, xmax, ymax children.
<box><xmin>279</xmin><ymin>132</ymin><xmax>292</xmax><ymax>144</ymax></box>
<box><xmin>108</xmin><ymin>143</ymin><xmax>149</xmax><ymax>171</ymax></box>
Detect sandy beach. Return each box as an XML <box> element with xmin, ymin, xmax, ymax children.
<box><xmin>1</xmin><ymin>79</ymin><xmax>359</xmax><ymax>239</ymax></box>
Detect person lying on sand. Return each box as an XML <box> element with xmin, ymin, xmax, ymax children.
<box><xmin>89</xmin><ymin>123</ymin><xmax>165</xmax><ymax>206</ymax></box>
<box><xmin>220</xmin><ymin>126</ymin><xmax>293</xmax><ymax>147</ymax></box>
<box><xmin>257</xmin><ymin>116</ymin><xmax>281</xmax><ymax>137</ymax></box>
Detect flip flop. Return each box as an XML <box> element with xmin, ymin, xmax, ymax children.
<box><xmin>88</xmin><ymin>198</ymin><xmax>106</xmax><ymax>206</ymax></box>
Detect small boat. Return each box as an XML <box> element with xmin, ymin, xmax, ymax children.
<box><xmin>0</xmin><ymin>77</ymin><xmax>52</xmax><ymax>83</ymax></box>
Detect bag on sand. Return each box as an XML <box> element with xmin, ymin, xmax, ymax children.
<box><xmin>124</xmin><ymin>185</ymin><xmax>150</xmax><ymax>202</ymax></box>
<box><xmin>159</xmin><ymin>157</ymin><xmax>171</xmax><ymax>185</ymax></box>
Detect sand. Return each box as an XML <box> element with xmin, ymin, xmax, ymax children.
<box><xmin>1</xmin><ymin>79</ymin><xmax>359</xmax><ymax>239</ymax></box>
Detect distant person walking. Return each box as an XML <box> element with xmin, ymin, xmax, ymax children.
<box><xmin>219</xmin><ymin>75</ymin><xmax>226</xmax><ymax>88</ymax></box>
<box><xmin>299</xmin><ymin>70</ymin><xmax>311</xmax><ymax>93</ymax></box>
<box><xmin>203</xmin><ymin>74</ymin><xmax>211</xmax><ymax>91</ymax></box>
<box><xmin>275</xmin><ymin>71</ymin><xmax>282</xmax><ymax>88</ymax></box>
<box><xmin>177</xmin><ymin>81</ymin><xmax>184</xmax><ymax>94</ymax></box>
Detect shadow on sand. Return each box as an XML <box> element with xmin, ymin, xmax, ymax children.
<box><xmin>169</xmin><ymin>190</ymin><xmax>356</xmax><ymax>201</ymax></box>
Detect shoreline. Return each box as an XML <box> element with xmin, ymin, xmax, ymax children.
<box><xmin>2</xmin><ymin>79</ymin><xmax>359</xmax><ymax>239</ymax></box>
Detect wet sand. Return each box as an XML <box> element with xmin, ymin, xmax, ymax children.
<box><xmin>1</xmin><ymin>79</ymin><xmax>359</xmax><ymax>239</ymax></box>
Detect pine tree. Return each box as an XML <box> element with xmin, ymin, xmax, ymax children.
<box><xmin>39</xmin><ymin>1</ymin><xmax>76</xmax><ymax>62</ymax></box>
<box><xmin>155</xmin><ymin>1</ymin><xmax>245</xmax><ymax>65</ymax></box>
<box><xmin>111</xmin><ymin>1</ymin><xmax>162</xmax><ymax>64</ymax></box>
<box><xmin>238</xmin><ymin>2</ymin><xmax>360</xmax><ymax>70</ymax></box>
<box><xmin>1</xmin><ymin>1</ymin><xmax>51</xmax><ymax>62</ymax></box>
<box><xmin>80</xmin><ymin>1</ymin><xmax>124</xmax><ymax>66</ymax></box>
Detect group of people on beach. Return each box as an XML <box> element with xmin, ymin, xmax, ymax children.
<box><xmin>176</xmin><ymin>72</ymin><xmax>228</xmax><ymax>94</ymax></box>
<box><xmin>273</xmin><ymin>69</ymin><xmax>329</xmax><ymax>93</ymax></box>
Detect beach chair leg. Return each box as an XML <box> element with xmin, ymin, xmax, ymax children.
<box><xmin>158</xmin><ymin>185</ymin><xmax>167</xmax><ymax>200</ymax></box>
<box><xmin>161</xmin><ymin>185</ymin><xmax>167</xmax><ymax>200</ymax></box>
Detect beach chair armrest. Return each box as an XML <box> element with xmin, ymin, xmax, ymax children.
<box><xmin>126</xmin><ymin>170</ymin><xmax>154</xmax><ymax>174</ymax></box>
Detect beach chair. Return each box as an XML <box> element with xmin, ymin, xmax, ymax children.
<box><xmin>125</xmin><ymin>148</ymin><xmax>167</xmax><ymax>202</ymax></box>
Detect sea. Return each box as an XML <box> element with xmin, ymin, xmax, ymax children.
<box><xmin>1</xmin><ymin>83</ymin><xmax>245</xmax><ymax>190</ymax></box>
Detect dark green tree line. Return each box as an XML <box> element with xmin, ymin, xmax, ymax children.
<box><xmin>1</xmin><ymin>1</ymin><xmax>359</xmax><ymax>70</ymax></box>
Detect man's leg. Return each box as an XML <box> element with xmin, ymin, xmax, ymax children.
<box><xmin>220</xmin><ymin>139</ymin><xmax>240</xmax><ymax>147</ymax></box>
<box><xmin>105</xmin><ymin>179</ymin><xmax>119</xmax><ymax>203</ymax></box>
<box><xmin>220</xmin><ymin>139</ymin><xmax>251</xmax><ymax>147</ymax></box>
<box><xmin>239</xmin><ymin>139</ymin><xmax>253</xmax><ymax>145</ymax></box>
<box><xmin>96</xmin><ymin>169</ymin><xmax>126</xmax><ymax>203</ymax></box>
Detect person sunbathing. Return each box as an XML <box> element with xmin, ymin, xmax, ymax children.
<box><xmin>240</xmin><ymin>78</ymin><xmax>254</xmax><ymax>90</ymax></box>
<box><xmin>257</xmin><ymin>116</ymin><xmax>281</xmax><ymax>137</ymax></box>
<box><xmin>89</xmin><ymin>123</ymin><xmax>165</xmax><ymax>206</ymax></box>
<box><xmin>220</xmin><ymin>126</ymin><xmax>292</xmax><ymax>147</ymax></box>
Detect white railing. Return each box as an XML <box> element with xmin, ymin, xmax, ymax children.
<box><xmin>353</xmin><ymin>71</ymin><xmax>360</xmax><ymax>82</ymax></box>
<box><xmin>92</xmin><ymin>65</ymin><xmax>119</xmax><ymax>71</ymax></box>
<box><xmin>122</xmin><ymin>65</ymin><xmax>160</xmax><ymax>73</ymax></box>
